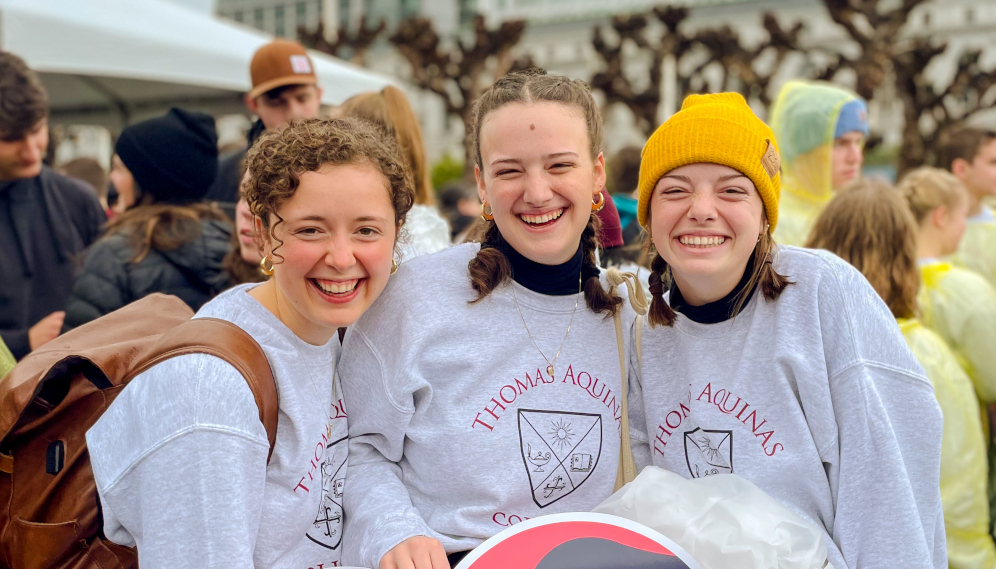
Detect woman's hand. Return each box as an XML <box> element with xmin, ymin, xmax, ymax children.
<box><xmin>379</xmin><ymin>536</ymin><xmax>449</xmax><ymax>569</ymax></box>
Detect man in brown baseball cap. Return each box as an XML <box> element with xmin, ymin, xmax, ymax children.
<box><xmin>206</xmin><ymin>39</ymin><xmax>324</xmax><ymax>209</ymax></box>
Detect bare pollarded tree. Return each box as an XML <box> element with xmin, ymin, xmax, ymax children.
<box><xmin>692</xmin><ymin>13</ymin><xmax>804</xmax><ymax>109</ymax></box>
<box><xmin>589</xmin><ymin>6</ymin><xmax>693</xmax><ymax>138</ymax></box>
<box><xmin>817</xmin><ymin>0</ymin><xmax>996</xmax><ymax>175</ymax></box>
<box><xmin>590</xmin><ymin>6</ymin><xmax>805</xmax><ymax>137</ymax></box>
<box><xmin>298</xmin><ymin>15</ymin><xmax>387</xmax><ymax>66</ymax></box>
<box><xmin>389</xmin><ymin>14</ymin><xmax>533</xmax><ymax>176</ymax></box>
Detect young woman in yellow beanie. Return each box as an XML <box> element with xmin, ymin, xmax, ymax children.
<box><xmin>627</xmin><ymin>92</ymin><xmax>945</xmax><ymax>569</ymax></box>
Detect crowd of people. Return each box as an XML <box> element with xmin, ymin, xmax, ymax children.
<box><xmin>1</xmin><ymin>33</ymin><xmax>996</xmax><ymax>569</ymax></box>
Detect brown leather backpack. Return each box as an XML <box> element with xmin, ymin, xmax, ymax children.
<box><xmin>0</xmin><ymin>294</ymin><xmax>278</xmax><ymax>569</ymax></box>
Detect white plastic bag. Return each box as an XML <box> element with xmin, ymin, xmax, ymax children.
<box><xmin>593</xmin><ymin>467</ymin><xmax>834</xmax><ymax>569</ymax></box>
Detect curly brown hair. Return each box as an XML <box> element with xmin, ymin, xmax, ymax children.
<box><xmin>0</xmin><ymin>51</ymin><xmax>48</xmax><ymax>141</ymax></box>
<box><xmin>243</xmin><ymin>117</ymin><xmax>415</xmax><ymax>260</ymax></box>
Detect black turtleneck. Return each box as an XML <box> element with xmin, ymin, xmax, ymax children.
<box><xmin>669</xmin><ymin>254</ymin><xmax>758</xmax><ymax>324</ymax></box>
<box><xmin>494</xmin><ymin>240</ymin><xmax>600</xmax><ymax>295</ymax></box>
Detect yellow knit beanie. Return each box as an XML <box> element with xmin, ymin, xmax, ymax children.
<box><xmin>637</xmin><ymin>92</ymin><xmax>781</xmax><ymax>230</ymax></box>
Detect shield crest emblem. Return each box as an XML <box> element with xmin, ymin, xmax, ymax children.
<box><xmin>683</xmin><ymin>428</ymin><xmax>733</xmax><ymax>478</ymax></box>
<box><xmin>518</xmin><ymin>409</ymin><xmax>602</xmax><ymax>508</ymax></box>
<box><xmin>306</xmin><ymin>435</ymin><xmax>347</xmax><ymax>550</ymax></box>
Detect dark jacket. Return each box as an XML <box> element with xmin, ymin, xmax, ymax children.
<box><xmin>0</xmin><ymin>167</ymin><xmax>106</xmax><ymax>359</ymax></box>
<box><xmin>64</xmin><ymin>219</ymin><xmax>232</xmax><ymax>330</ymax></box>
<box><xmin>204</xmin><ymin>118</ymin><xmax>265</xmax><ymax>219</ymax></box>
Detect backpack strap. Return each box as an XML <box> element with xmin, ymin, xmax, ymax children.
<box><xmin>139</xmin><ymin>318</ymin><xmax>279</xmax><ymax>462</ymax></box>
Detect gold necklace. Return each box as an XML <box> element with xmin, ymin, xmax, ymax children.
<box><xmin>510</xmin><ymin>273</ymin><xmax>583</xmax><ymax>380</ymax></box>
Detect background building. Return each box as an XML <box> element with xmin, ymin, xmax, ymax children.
<box><xmin>215</xmin><ymin>0</ymin><xmax>996</xmax><ymax>171</ymax></box>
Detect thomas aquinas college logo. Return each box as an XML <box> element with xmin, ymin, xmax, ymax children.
<box><xmin>683</xmin><ymin>428</ymin><xmax>733</xmax><ymax>478</ymax></box>
<box><xmin>306</xmin><ymin>435</ymin><xmax>347</xmax><ymax>550</ymax></box>
<box><xmin>518</xmin><ymin>409</ymin><xmax>602</xmax><ymax>508</ymax></box>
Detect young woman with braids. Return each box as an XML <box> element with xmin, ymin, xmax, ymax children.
<box><xmin>338</xmin><ymin>70</ymin><xmax>637</xmax><ymax>569</ymax></box>
<box><xmin>626</xmin><ymin>93</ymin><xmax>945</xmax><ymax>569</ymax></box>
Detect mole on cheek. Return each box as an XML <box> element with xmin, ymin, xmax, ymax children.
<box><xmin>530</xmin><ymin>124</ymin><xmax>535</xmax><ymax>130</ymax></box>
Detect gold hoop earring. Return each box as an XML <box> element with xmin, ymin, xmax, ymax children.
<box><xmin>260</xmin><ymin>254</ymin><xmax>274</xmax><ymax>276</ymax></box>
<box><xmin>591</xmin><ymin>191</ymin><xmax>605</xmax><ymax>212</ymax></box>
<box><xmin>481</xmin><ymin>203</ymin><xmax>494</xmax><ymax>221</ymax></box>
<box><xmin>390</xmin><ymin>258</ymin><xmax>399</xmax><ymax>274</ymax></box>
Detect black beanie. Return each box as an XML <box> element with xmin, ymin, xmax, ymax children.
<box><xmin>115</xmin><ymin>108</ymin><xmax>218</xmax><ymax>204</ymax></box>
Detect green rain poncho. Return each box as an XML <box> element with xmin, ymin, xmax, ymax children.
<box><xmin>898</xmin><ymin>318</ymin><xmax>996</xmax><ymax>569</ymax></box>
<box><xmin>770</xmin><ymin>81</ymin><xmax>864</xmax><ymax>246</ymax></box>
<box><xmin>952</xmin><ymin>207</ymin><xmax>996</xmax><ymax>290</ymax></box>
<box><xmin>918</xmin><ymin>261</ymin><xmax>996</xmax><ymax>404</ymax></box>
<box><xmin>0</xmin><ymin>337</ymin><xmax>12</xmax><ymax>378</ymax></box>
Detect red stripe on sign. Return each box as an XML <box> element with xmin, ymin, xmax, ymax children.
<box><xmin>465</xmin><ymin>520</ymin><xmax>675</xmax><ymax>569</ymax></box>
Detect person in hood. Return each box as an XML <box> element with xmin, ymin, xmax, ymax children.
<box><xmin>63</xmin><ymin>108</ymin><xmax>230</xmax><ymax>329</ymax></box>
<box><xmin>204</xmin><ymin>39</ymin><xmax>323</xmax><ymax>218</ymax></box>
<box><xmin>769</xmin><ymin>80</ymin><xmax>869</xmax><ymax>246</ymax></box>
<box><xmin>0</xmin><ymin>50</ymin><xmax>105</xmax><ymax>360</ymax></box>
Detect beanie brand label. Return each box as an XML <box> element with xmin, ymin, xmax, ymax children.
<box><xmin>761</xmin><ymin>140</ymin><xmax>780</xmax><ymax>179</ymax></box>
<box><xmin>290</xmin><ymin>55</ymin><xmax>313</xmax><ymax>74</ymax></box>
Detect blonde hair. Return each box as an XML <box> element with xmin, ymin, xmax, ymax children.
<box><xmin>336</xmin><ymin>86</ymin><xmax>434</xmax><ymax>205</ymax></box>
<box><xmin>896</xmin><ymin>166</ymin><xmax>967</xmax><ymax>224</ymax></box>
<box><xmin>806</xmin><ymin>179</ymin><xmax>919</xmax><ymax>319</ymax></box>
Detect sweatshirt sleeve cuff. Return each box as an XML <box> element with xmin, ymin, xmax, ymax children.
<box><xmin>365</xmin><ymin>514</ymin><xmax>435</xmax><ymax>569</ymax></box>
<box><xmin>1</xmin><ymin>329</ymin><xmax>30</xmax><ymax>361</ymax></box>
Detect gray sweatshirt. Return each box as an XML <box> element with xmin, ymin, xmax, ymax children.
<box><xmin>628</xmin><ymin>246</ymin><xmax>946</xmax><ymax>569</ymax></box>
<box><xmin>87</xmin><ymin>284</ymin><xmax>349</xmax><ymax>569</ymax></box>
<box><xmin>339</xmin><ymin>244</ymin><xmax>635</xmax><ymax>568</ymax></box>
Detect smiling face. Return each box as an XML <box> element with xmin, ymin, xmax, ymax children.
<box><xmin>475</xmin><ymin>101</ymin><xmax>605</xmax><ymax>265</ymax></box>
<box><xmin>648</xmin><ymin>163</ymin><xmax>767</xmax><ymax>306</ymax></box>
<box><xmin>257</xmin><ymin>162</ymin><xmax>397</xmax><ymax>344</ymax></box>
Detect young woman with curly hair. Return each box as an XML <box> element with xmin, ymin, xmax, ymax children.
<box><xmin>339</xmin><ymin>69</ymin><xmax>639</xmax><ymax>569</ymax></box>
<box><xmin>86</xmin><ymin>117</ymin><xmax>415</xmax><ymax>569</ymax></box>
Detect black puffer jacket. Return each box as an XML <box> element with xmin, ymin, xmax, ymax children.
<box><xmin>64</xmin><ymin>219</ymin><xmax>232</xmax><ymax>330</ymax></box>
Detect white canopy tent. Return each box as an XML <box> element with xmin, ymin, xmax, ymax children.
<box><xmin>0</xmin><ymin>0</ymin><xmax>395</xmax><ymax>128</ymax></box>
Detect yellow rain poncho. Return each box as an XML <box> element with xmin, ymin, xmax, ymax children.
<box><xmin>898</xmin><ymin>318</ymin><xmax>996</xmax><ymax>569</ymax></box>
<box><xmin>952</xmin><ymin>207</ymin><xmax>996</xmax><ymax>290</ymax></box>
<box><xmin>770</xmin><ymin>81</ymin><xmax>865</xmax><ymax>246</ymax></box>
<box><xmin>918</xmin><ymin>261</ymin><xmax>996</xmax><ymax>403</ymax></box>
<box><xmin>0</xmin><ymin>337</ymin><xmax>13</xmax><ymax>378</ymax></box>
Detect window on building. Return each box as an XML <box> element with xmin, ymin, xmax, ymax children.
<box><xmin>400</xmin><ymin>0</ymin><xmax>420</xmax><ymax>19</ymax></box>
<box><xmin>296</xmin><ymin>2</ymin><xmax>307</xmax><ymax>26</ymax></box>
<box><xmin>922</xmin><ymin>11</ymin><xmax>930</xmax><ymax>26</ymax></box>
<box><xmin>234</xmin><ymin>10</ymin><xmax>244</xmax><ymax>22</ymax></box>
<box><xmin>254</xmin><ymin>7</ymin><xmax>264</xmax><ymax>29</ymax></box>
<box><xmin>275</xmin><ymin>5</ymin><xmax>285</xmax><ymax>36</ymax></box>
<box><xmin>338</xmin><ymin>0</ymin><xmax>349</xmax><ymax>26</ymax></box>
<box><xmin>966</xmin><ymin>7</ymin><xmax>975</xmax><ymax>24</ymax></box>
<box><xmin>459</xmin><ymin>0</ymin><xmax>476</xmax><ymax>25</ymax></box>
